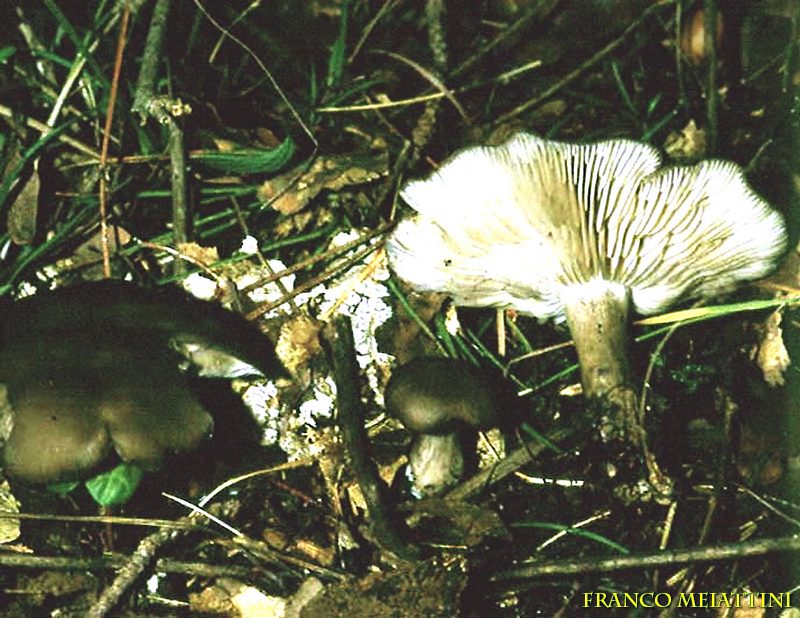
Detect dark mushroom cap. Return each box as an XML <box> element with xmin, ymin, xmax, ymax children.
<box><xmin>0</xmin><ymin>280</ymin><xmax>287</xmax><ymax>379</ymax></box>
<box><xmin>1</xmin><ymin>338</ymin><xmax>212</xmax><ymax>484</ymax></box>
<box><xmin>0</xmin><ymin>280</ymin><xmax>284</xmax><ymax>484</ymax></box>
<box><xmin>384</xmin><ymin>358</ymin><xmax>498</xmax><ymax>434</ymax></box>
<box><xmin>1</xmin><ymin>377</ymin><xmax>111</xmax><ymax>484</ymax></box>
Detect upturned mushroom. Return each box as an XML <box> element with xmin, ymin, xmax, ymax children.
<box><xmin>384</xmin><ymin>357</ymin><xmax>498</xmax><ymax>496</ymax></box>
<box><xmin>0</xmin><ymin>280</ymin><xmax>285</xmax><ymax>485</ymax></box>
<box><xmin>386</xmin><ymin>133</ymin><xmax>786</xmax><ymax>418</ymax></box>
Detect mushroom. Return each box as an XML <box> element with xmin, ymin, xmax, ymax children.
<box><xmin>0</xmin><ymin>280</ymin><xmax>284</xmax><ymax>484</ymax></box>
<box><xmin>1</xmin><ymin>345</ymin><xmax>212</xmax><ymax>484</ymax></box>
<box><xmin>386</xmin><ymin>133</ymin><xmax>786</xmax><ymax>421</ymax></box>
<box><xmin>1</xmin><ymin>280</ymin><xmax>286</xmax><ymax>379</ymax></box>
<box><xmin>384</xmin><ymin>357</ymin><xmax>498</xmax><ymax>496</ymax></box>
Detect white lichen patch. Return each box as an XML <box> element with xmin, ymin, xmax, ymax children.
<box><xmin>316</xmin><ymin>231</ymin><xmax>394</xmax><ymax>404</ymax></box>
<box><xmin>201</xmin><ymin>230</ymin><xmax>396</xmax><ymax>461</ymax></box>
<box><xmin>240</xmin><ymin>372</ymin><xmax>337</xmax><ymax>461</ymax></box>
<box><xmin>182</xmin><ymin>271</ymin><xmax>219</xmax><ymax>300</ymax></box>
<box><xmin>275</xmin><ymin>376</ymin><xmax>340</xmax><ymax>462</ymax></box>
<box><xmin>238</xmin><ymin>380</ymin><xmax>282</xmax><ymax>445</ymax></box>
<box><xmin>237</xmin><ymin>259</ymin><xmax>299</xmax><ymax>317</ymax></box>
<box><xmin>238</xmin><ymin>235</ymin><xmax>260</xmax><ymax>255</ymax></box>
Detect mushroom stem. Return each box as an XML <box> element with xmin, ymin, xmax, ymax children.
<box><xmin>562</xmin><ymin>283</ymin><xmax>632</xmax><ymax>399</ymax></box>
<box><xmin>409</xmin><ymin>433</ymin><xmax>465</xmax><ymax>496</ymax></box>
<box><xmin>564</xmin><ymin>283</ymin><xmax>672</xmax><ymax>493</ymax></box>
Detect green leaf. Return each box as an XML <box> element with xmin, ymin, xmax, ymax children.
<box><xmin>193</xmin><ymin>137</ymin><xmax>296</xmax><ymax>175</ymax></box>
<box><xmin>0</xmin><ymin>46</ymin><xmax>16</xmax><ymax>64</ymax></box>
<box><xmin>46</xmin><ymin>481</ymin><xmax>80</xmax><ymax>496</ymax></box>
<box><xmin>610</xmin><ymin>60</ymin><xmax>636</xmax><ymax>116</ymax></box>
<box><xmin>513</xmin><ymin>521</ymin><xmax>630</xmax><ymax>554</ymax></box>
<box><xmin>326</xmin><ymin>0</ymin><xmax>351</xmax><ymax>89</ymax></box>
<box><xmin>0</xmin><ymin>122</ymin><xmax>70</xmax><ymax>207</ymax></box>
<box><xmin>646</xmin><ymin>93</ymin><xmax>663</xmax><ymax>117</ymax></box>
<box><xmin>85</xmin><ymin>463</ymin><xmax>144</xmax><ymax>507</ymax></box>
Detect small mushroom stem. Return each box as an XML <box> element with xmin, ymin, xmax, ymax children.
<box><xmin>562</xmin><ymin>283</ymin><xmax>632</xmax><ymax>399</ymax></box>
<box><xmin>409</xmin><ymin>432</ymin><xmax>465</xmax><ymax>496</ymax></box>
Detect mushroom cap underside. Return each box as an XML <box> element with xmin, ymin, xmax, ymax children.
<box><xmin>386</xmin><ymin>132</ymin><xmax>787</xmax><ymax>318</ymax></box>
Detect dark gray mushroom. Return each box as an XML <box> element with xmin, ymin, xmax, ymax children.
<box><xmin>1</xmin><ymin>280</ymin><xmax>287</xmax><ymax>380</ymax></box>
<box><xmin>1</xmin><ymin>351</ymin><xmax>212</xmax><ymax>484</ymax></box>
<box><xmin>0</xmin><ymin>280</ymin><xmax>284</xmax><ymax>484</ymax></box>
<box><xmin>386</xmin><ymin>133</ymin><xmax>787</xmax><ymax>408</ymax></box>
<box><xmin>384</xmin><ymin>357</ymin><xmax>498</xmax><ymax>496</ymax></box>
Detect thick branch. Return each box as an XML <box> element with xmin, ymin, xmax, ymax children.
<box><xmin>323</xmin><ymin>316</ymin><xmax>418</xmax><ymax>560</ymax></box>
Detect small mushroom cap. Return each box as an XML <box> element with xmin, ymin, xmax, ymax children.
<box><xmin>387</xmin><ymin>133</ymin><xmax>787</xmax><ymax>319</ymax></box>
<box><xmin>384</xmin><ymin>358</ymin><xmax>498</xmax><ymax>433</ymax></box>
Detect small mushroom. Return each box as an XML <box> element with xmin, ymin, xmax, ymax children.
<box><xmin>386</xmin><ymin>133</ymin><xmax>786</xmax><ymax>410</ymax></box>
<box><xmin>384</xmin><ymin>357</ymin><xmax>498</xmax><ymax>496</ymax></box>
<box><xmin>0</xmin><ymin>281</ymin><xmax>284</xmax><ymax>484</ymax></box>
